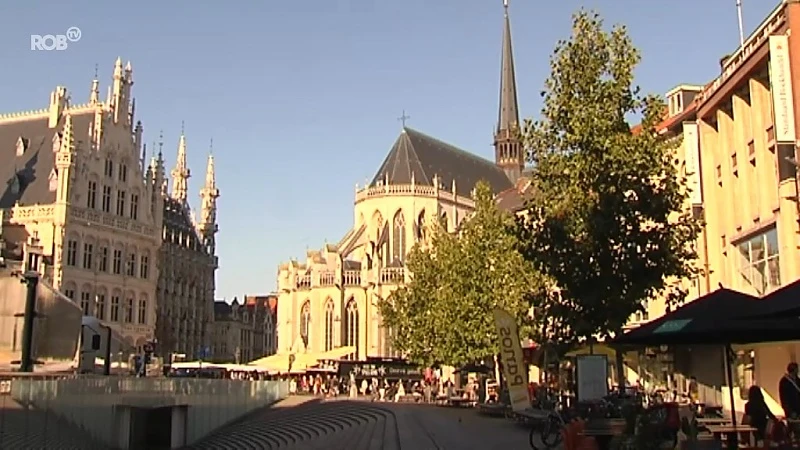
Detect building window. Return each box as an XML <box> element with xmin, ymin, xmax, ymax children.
<box><xmin>116</xmin><ymin>190</ymin><xmax>126</xmax><ymax>216</ymax></box>
<box><xmin>64</xmin><ymin>289</ymin><xmax>75</xmax><ymax>301</ymax></box>
<box><xmin>112</xmin><ymin>249</ymin><xmax>123</xmax><ymax>274</ymax></box>
<box><xmin>324</xmin><ymin>299</ymin><xmax>335</xmax><ymax>352</ymax></box>
<box><xmin>126</xmin><ymin>253</ymin><xmax>136</xmax><ymax>277</ymax></box>
<box><xmin>87</xmin><ymin>181</ymin><xmax>97</xmax><ymax>209</ymax></box>
<box><xmin>101</xmin><ymin>186</ymin><xmax>112</xmax><ymax>212</ymax></box>
<box><xmin>300</xmin><ymin>301</ymin><xmax>311</xmax><ymax>346</ymax></box>
<box><xmin>119</xmin><ymin>164</ymin><xmax>127</xmax><ymax>183</ymax></box>
<box><xmin>344</xmin><ymin>298</ymin><xmax>359</xmax><ymax>359</ymax></box>
<box><xmin>96</xmin><ymin>294</ymin><xmax>106</xmax><ymax>320</ymax></box>
<box><xmin>130</xmin><ymin>194</ymin><xmax>139</xmax><ymax>220</ymax></box>
<box><xmin>82</xmin><ymin>243</ymin><xmax>94</xmax><ymax>270</ymax></box>
<box><xmin>138</xmin><ymin>299</ymin><xmax>147</xmax><ymax>324</ymax></box>
<box><xmin>736</xmin><ymin>227</ymin><xmax>781</xmax><ymax>295</ymax></box>
<box><xmin>139</xmin><ymin>255</ymin><xmax>149</xmax><ymax>279</ymax></box>
<box><xmin>125</xmin><ymin>296</ymin><xmax>134</xmax><ymax>323</ymax></box>
<box><xmin>104</xmin><ymin>159</ymin><xmax>113</xmax><ymax>178</ymax></box>
<box><xmin>80</xmin><ymin>291</ymin><xmax>91</xmax><ymax>315</ymax></box>
<box><xmin>98</xmin><ymin>246</ymin><xmax>108</xmax><ymax>272</ymax></box>
<box><xmin>66</xmin><ymin>239</ymin><xmax>78</xmax><ymax>266</ymax></box>
<box><xmin>111</xmin><ymin>296</ymin><xmax>120</xmax><ymax>321</ymax></box>
<box><xmin>392</xmin><ymin>210</ymin><xmax>406</xmax><ymax>263</ymax></box>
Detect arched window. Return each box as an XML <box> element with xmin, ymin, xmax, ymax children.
<box><xmin>416</xmin><ymin>211</ymin><xmax>425</xmax><ymax>240</ymax></box>
<box><xmin>324</xmin><ymin>299</ymin><xmax>335</xmax><ymax>351</ymax></box>
<box><xmin>344</xmin><ymin>298</ymin><xmax>359</xmax><ymax>359</ymax></box>
<box><xmin>300</xmin><ymin>301</ymin><xmax>311</xmax><ymax>346</ymax></box>
<box><xmin>440</xmin><ymin>211</ymin><xmax>448</xmax><ymax>231</ymax></box>
<box><xmin>392</xmin><ymin>210</ymin><xmax>406</xmax><ymax>263</ymax></box>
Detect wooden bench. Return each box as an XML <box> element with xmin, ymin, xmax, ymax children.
<box><xmin>449</xmin><ymin>397</ymin><xmax>476</xmax><ymax>408</ymax></box>
<box><xmin>397</xmin><ymin>394</ymin><xmax>419</xmax><ymax>403</ymax></box>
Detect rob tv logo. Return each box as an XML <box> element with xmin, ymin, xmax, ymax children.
<box><xmin>31</xmin><ymin>27</ymin><xmax>81</xmax><ymax>51</ymax></box>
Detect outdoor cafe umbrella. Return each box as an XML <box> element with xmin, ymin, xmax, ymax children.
<box><xmin>611</xmin><ymin>288</ymin><xmax>759</xmax><ymax>347</ymax></box>
<box><xmin>743</xmin><ymin>277</ymin><xmax>800</xmax><ymax>319</ymax></box>
<box><xmin>612</xmin><ymin>288</ymin><xmax>800</xmax><ymax>448</ymax></box>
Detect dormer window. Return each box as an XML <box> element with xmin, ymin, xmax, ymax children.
<box><xmin>52</xmin><ymin>133</ymin><xmax>61</xmax><ymax>153</ymax></box>
<box><xmin>48</xmin><ymin>169</ymin><xmax>58</xmax><ymax>192</ymax></box>
<box><xmin>15</xmin><ymin>137</ymin><xmax>27</xmax><ymax>156</ymax></box>
<box><xmin>8</xmin><ymin>173</ymin><xmax>21</xmax><ymax>195</ymax></box>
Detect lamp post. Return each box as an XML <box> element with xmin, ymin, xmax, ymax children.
<box><xmin>18</xmin><ymin>271</ymin><xmax>40</xmax><ymax>373</ymax></box>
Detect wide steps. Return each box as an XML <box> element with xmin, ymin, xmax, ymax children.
<box><xmin>187</xmin><ymin>399</ymin><xmax>399</xmax><ymax>450</ymax></box>
<box><xmin>0</xmin><ymin>404</ymin><xmax>108</xmax><ymax>450</ymax></box>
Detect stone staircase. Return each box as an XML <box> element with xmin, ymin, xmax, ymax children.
<box><xmin>0</xmin><ymin>398</ymin><xmax>107</xmax><ymax>449</ymax></box>
<box><xmin>187</xmin><ymin>397</ymin><xmax>401</xmax><ymax>450</ymax></box>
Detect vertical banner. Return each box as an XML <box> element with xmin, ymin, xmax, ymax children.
<box><xmin>769</xmin><ymin>35</ymin><xmax>797</xmax><ymax>143</ymax></box>
<box><xmin>493</xmin><ymin>308</ymin><xmax>530</xmax><ymax>412</ymax></box>
<box><xmin>682</xmin><ymin>122</ymin><xmax>703</xmax><ymax>205</ymax></box>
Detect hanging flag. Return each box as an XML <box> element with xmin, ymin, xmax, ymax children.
<box><xmin>493</xmin><ymin>308</ymin><xmax>530</xmax><ymax>412</ymax></box>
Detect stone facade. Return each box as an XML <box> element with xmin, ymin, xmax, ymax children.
<box><xmin>0</xmin><ymin>59</ymin><xmax>161</xmax><ymax>350</ymax></box>
<box><xmin>211</xmin><ymin>295</ymin><xmax>277</xmax><ymax>363</ymax></box>
<box><xmin>153</xmin><ymin>131</ymin><xmax>220</xmax><ymax>359</ymax></box>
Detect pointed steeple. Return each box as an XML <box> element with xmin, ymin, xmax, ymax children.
<box><xmin>493</xmin><ymin>0</ymin><xmax>524</xmax><ymax>183</ymax></box>
<box><xmin>89</xmin><ymin>64</ymin><xmax>100</xmax><ymax>104</ymax></box>
<box><xmin>198</xmin><ymin>139</ymin><xmax>220</xmax><ymax>256</ymax></box>
<box><xmin>59</xmin><ymin>113</ymin><xmax>75</xmax><ymax>154</ymax></box>
<box><xmin>170</xmin><ymin>122</ymin><xmax>191</xmax><ymax>203</ymax></box>
<box><xmin>497</xmin><ymin>0</ymin><xmax>519</xmax><ymax>132</ymax></box>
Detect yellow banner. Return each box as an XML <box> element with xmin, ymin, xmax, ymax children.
<box><xmin>493</xmin><ymin>308</ymin><xmax>530</xmax><ymax>412</ymax></box>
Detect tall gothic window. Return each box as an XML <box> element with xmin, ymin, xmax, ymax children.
<box><xmin>392</xmin><ymin>210</ymin><xmax>406</xmax><ymax>264</ymax></box>
<box><xmin>324</xmin><ymin>299</ymin><xmax>335</xmax><ymax>352</ymax></box>
<box><xmin>416</xmin><ymin>211</ymin><xmax>425</xmax><ymax>240</ymax></box>
<box><xmin>344</xmin><ymin>298</ymin><xmax>359</xmax><ymax>360</ymax></box>
<box><xmin>300</xmin><ymin>301</ymin><xmax>311</xmax><ymax>347</ymax></box>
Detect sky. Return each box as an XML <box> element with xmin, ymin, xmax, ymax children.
<box><xmin>0</xmin><ymin>0</ymin><xmax>779</xmax><ymax>301</ymax></box>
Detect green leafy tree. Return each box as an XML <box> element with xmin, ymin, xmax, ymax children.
<box><xmin>516</xmin><ymin>10</ymin><xmax>700</xmax><ymax>347</ymax></box>
<box><xmin>378</xmin><ymin>181</ymin><xmax>547</xmax><ymax>367</ymax></box>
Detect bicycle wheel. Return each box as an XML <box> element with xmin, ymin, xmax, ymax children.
<box><xmin>540</xmin><ymin>414</ymin><xmax>564</xmax><ymax>448</ymax></box>
<box><xmin>528</xmin><ymin>426</ymin><xmax>542</xmax><ymax>450</ymax></box>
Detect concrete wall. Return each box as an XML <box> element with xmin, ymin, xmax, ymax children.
<box><xmin>9</xmin><ymin>377</ymin><xmax>289</xmax><ymax>447</ymax></box>
<box><xmin>0</xmin><ymin>269</ymin><xmax>81</xmax><ymax>364</ymax></box>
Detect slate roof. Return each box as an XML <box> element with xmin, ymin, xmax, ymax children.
<box><xmin>370</xmin><ymin>127</ymin><xmax>513</xmax><ymax>197</ymax></box>
<box><xmin>163</xmin><ymin>196</ymin><xmax>209</xmax><ymax>255</ymax></box>
<box><xmin>0</xmin><ymin>111</ymin><xmax>94</xmax><ymax>208</ymax></box>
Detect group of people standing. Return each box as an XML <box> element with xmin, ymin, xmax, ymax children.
<box><xmin>288</xmin><ymin>372</ymin><xmax>463</xmax><ymax>404</ymax></box>
<box><xmin>743</xmin><ymin>362</ymin><xmax>800</xmax><ymax>442</ymax></box>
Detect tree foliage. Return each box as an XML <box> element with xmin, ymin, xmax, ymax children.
<box><xmin>377</xmin><ymin>181</ymin><xmax>548</xmax><ymax>367</ymax></box>
<box><xmin>516</xmin><ymin>10</ymin><xmax>700</xmax><ymax>347</ymax></box>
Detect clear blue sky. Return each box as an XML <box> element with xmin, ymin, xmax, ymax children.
<box><xmin>0</xmin><ymin>0</ymin><xmax>778</xmax><ymax>301</ymax></box>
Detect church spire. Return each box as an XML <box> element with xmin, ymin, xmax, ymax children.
<box><xmin>498</xmin><ymin>0</ymin><xmax>519</xmax><ymax>132</ymax></box>
<box><xmin>170</xmin><ymin>122</ymin><xmax>191</xmax><ymax>203</ymax></box>
<box><xmin>198</xmin><ymin>139</ymin><xmax>220</xmax><ymax>257</ymax></box>
<box><xmin>493</xmin><ymin>0</ymin><xmax>524</xmax><ymax>183</ymax></box>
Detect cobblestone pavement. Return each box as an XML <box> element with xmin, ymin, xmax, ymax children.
<box><xmin>189</xmin><ymin>396</ymin><xmax>548</xmax><ymax>450</ymax></box>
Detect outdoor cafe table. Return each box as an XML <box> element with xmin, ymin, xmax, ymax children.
<box><xmin>697</xmin><ymin>417</ymin><xmax>732</xmax><ymax>426</ymax></box>
<box><xmin>579</xmin><ymin>419</ymin><xmax>626</xmax><ymax>450</ymax></box>
<box><xmin>706</xmin><ymin>424</ymin><xmax>757</xmax><ymax>447</ymax></box>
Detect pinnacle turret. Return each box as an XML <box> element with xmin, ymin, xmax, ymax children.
<box><xmin>170</xmin><ymin>123</ymin><xmax>191</xmax><ymax>203</ymax></box>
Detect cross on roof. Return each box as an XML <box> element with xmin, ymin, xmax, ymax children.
<box><xmin>398</xmin><ymin>110</ymin><xmax>411</xmax><ymax>128</ymax></box>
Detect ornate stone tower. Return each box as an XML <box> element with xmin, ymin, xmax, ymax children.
<box><xmin>493</xmin><ymin>0</ymin><xmax>524</xmax><ymax>183</ymax></box>
<box><xmin>170</xmin><ymin>125</ymin><xmax>190</xmax><ymax>204</ymax></box>
<box><xmin>198</xmin><ymin>151</ymin><xmax>220</xmax><ymax>257</ymax></box>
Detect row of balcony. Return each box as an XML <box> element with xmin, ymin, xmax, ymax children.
<box><xmin>70</xmin><ymin>206</ymin><xmax>158</xmax><ymax>238</ymax></box>
<box><xmin>289</xmin><ymin>267</ymin><xmax>407</xmax><ymax>291</ymax></box>
<box><xmin>354</xmin><ymin>183</ymin><xmax>474</xmax><ymax>208</ymax></box>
